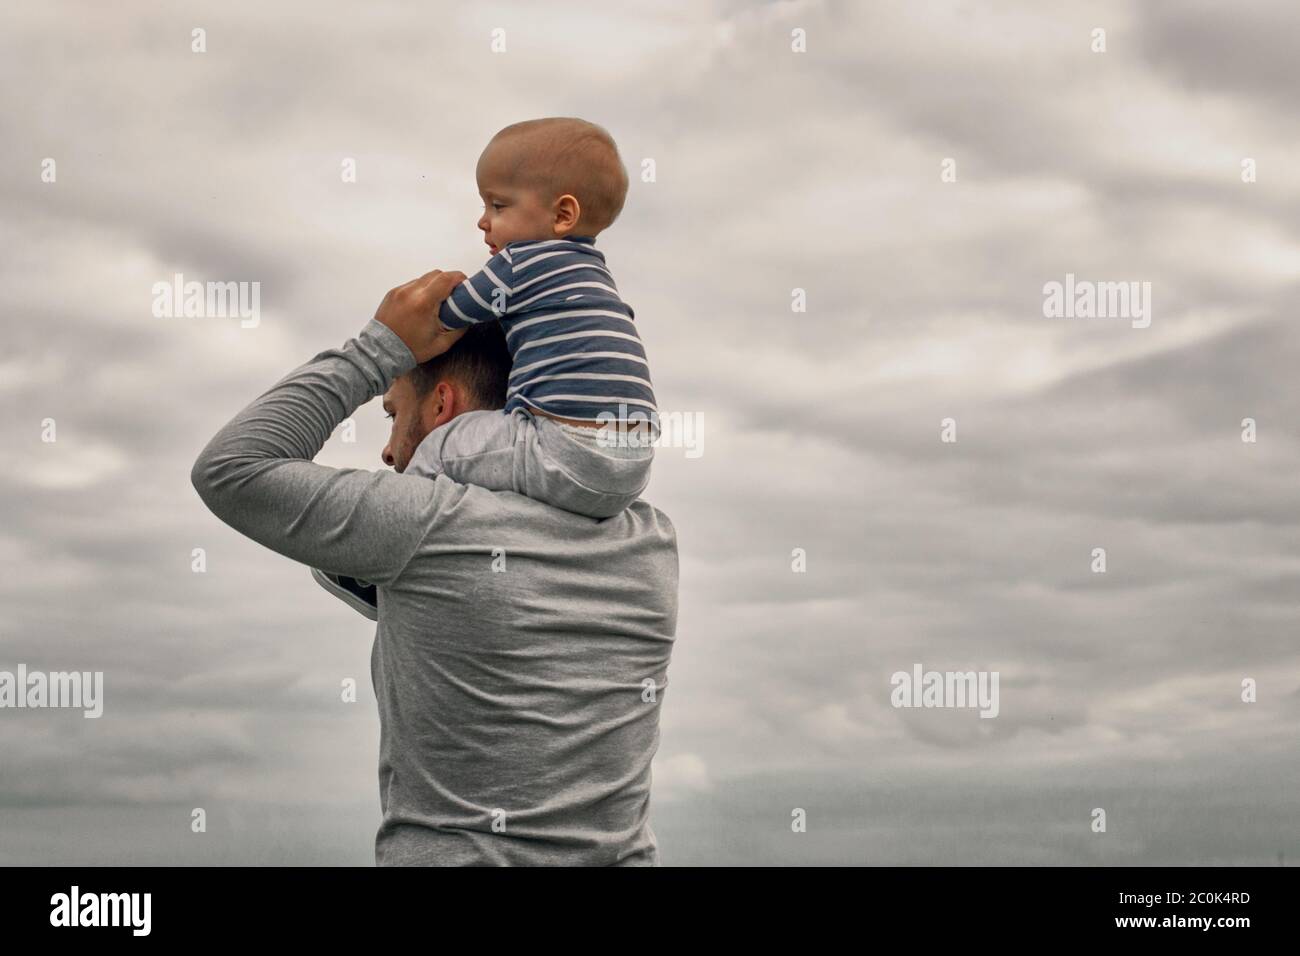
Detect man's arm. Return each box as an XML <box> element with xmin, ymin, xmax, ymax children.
<box><xmin>191</xmin><ymin>271</ymin><xmax>466</xmax><ymax>586</ymax></box>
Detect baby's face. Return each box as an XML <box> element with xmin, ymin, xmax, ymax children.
<box><xmin>474</xmin><ymin>138</ymin><xmax>558</xmax><ymax>256</ymax></box>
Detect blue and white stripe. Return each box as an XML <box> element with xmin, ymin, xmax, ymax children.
<box><xmin>438</xmin><ymin>236</ymin><xmax>656</xmax><ymax>423</ymax></box>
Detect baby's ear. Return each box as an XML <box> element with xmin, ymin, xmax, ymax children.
<box><xmin>553</xmin><ymin>193</ymin><xmax>582</xmax><ymax>230</ymax></box>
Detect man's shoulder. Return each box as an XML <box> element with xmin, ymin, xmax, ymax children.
<box><xmin>626</xmin><ymin>497</ymin><xmax>676</xmax><ymax>540</ymax></box>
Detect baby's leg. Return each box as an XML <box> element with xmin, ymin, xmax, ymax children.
<box><xmin>520</xmin><ymin>417</ymin><xmax>654</xmax><ymax>518</ymax></box>
<box><xmin>407</xmin><ymin>407</ymin><xmax>654</xmax><ymax>518</ymax></box>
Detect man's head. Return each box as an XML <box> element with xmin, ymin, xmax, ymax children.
<box><xmin>475</xmin><ymin>117</ymin><xmax>628</xmax><ymax>255</ymax></box>
<box><xmin>381</xmin><ymin>322</ymin><xmax>510</xmax><ymax>472</ymax></box>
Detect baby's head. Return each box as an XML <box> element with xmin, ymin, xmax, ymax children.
<box><xmin>474</xmin><ymin>117</ymin><xmax>628</xmax><ymax>255</ymax></box>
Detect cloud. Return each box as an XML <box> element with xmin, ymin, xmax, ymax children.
<box><xmin>651</xmin><ymin>752</ymin><xmax>712</xmax><ymax>802</ymax></box>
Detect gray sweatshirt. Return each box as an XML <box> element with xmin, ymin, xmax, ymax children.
<box><xmin>191</xmin><ymin>319</ymin><xmax>679</xmax><ymax>865</ymax></box>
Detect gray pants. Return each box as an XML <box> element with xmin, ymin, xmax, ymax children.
<box><xmin>406</xmin><ymin>408</ymin><xmax>654</xmax><ymax>519</ymax></box>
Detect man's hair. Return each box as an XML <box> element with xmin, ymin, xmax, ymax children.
<box><xmin>494</xmin><ymin>117</ymin><xmax>629</xmax><ymax>234</ymax></box>
<box><xmin>407</xmin><ymin>322</ymin><xmax>510</xmax><ymax>409</ymax></box>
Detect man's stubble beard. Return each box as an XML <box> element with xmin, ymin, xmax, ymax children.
<box><xmin>401</xmin><ymin>413</ymin><xmax>429</xmax><ymax>474</ymax></box>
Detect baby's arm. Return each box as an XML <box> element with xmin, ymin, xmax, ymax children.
<box><xmin>437</xmin><ymin>249</ymin><xmax>514</xmax><ymax>330</ymax></box>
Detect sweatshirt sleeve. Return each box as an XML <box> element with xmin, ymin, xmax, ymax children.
<box><xmin>190</xmin><ymin>318</ymin><xmax>442</xmax><ymax>586</ymax></box>
<box><xmin>437</xmin><ymin>250</ymin><xmax>515</xmax><ymax>329</ymax></box>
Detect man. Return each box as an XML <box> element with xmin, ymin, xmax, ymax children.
<box><xmin>191</xmin><ymin>271</ymin><xmax>679</xmax><ymax>865</ymax></box>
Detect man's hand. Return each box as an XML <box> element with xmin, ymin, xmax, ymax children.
<box><xmin>373</xmin><ymin>270</ymin><xmax>468</xmax><ymax>363</ymax></box>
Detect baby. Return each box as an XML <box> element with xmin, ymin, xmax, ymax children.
<box><xmin>405</xmin><ymin>118</ymin><xmax>657</xmax><ymax>518</ymax></box>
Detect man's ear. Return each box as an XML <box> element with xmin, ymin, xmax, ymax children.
<box><xmin>426</xmin><ymin>380</ymin><xmax>460</xmax><ymax>431</ymax></box>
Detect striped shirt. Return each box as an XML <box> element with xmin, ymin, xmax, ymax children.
<box><xmin>437</xmin><ymin>236</ymin><xmax>657</xmax><ymax>424</ymax></box>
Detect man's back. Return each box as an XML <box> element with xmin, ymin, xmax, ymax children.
<box><xmin>371</xmin><ymin>477</ymin><xmax>678</xmax><ymax>865</ymax></box>
<box><xmin>190</xmin><ymin>312</ymin><xmax>680</xmax><ymax>866</ymax></box>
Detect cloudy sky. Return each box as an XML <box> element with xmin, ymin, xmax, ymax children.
<box><xmin>2</xmin><ymin>0</ymin><xmax>1298</xmax><ymax>865</ymax></box>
